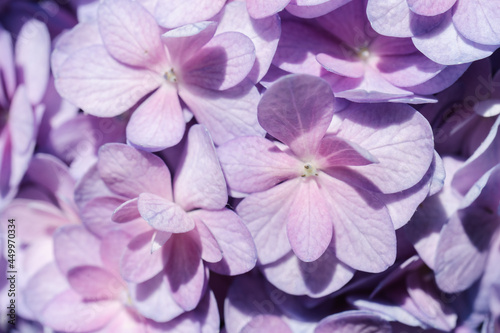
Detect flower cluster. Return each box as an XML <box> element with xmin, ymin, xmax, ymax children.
<box><xmin>0</xmin><ymin>0</ymin><xmax>499</xmax><ymax>332</ymax></box>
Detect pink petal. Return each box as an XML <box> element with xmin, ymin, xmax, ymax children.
<box><xmin>217</xmin><ymin>136</ymin><xmax>302</xmax><ymax>194</ymax></box>
<box><xmin>68</xmin><ymin>265</ymin><xmax>125</xmax><ymax>300</ymax></box>
<box><xmin>173</xmin><ymin>125</ymin><xmax>227</xmax><ymax>211</ymax></box>
<box><xmin>261</xmin><ymin>249</ymin><xmax>355</xmax><ymax>297</ymax></box>
<box><xmin>98</xmin><ymin>0</ymin><xmax>167</xmax><ymax>70</ymax></box>
<box><xmin>178</xmin><ymin>79</ymin><xmax>264</xmax><ymax>145</ymax></box>
<box><xmin>193</xmin><ymin>217</ymin><xmax>223</xmax><ymax>263</ymax></box>
<box><xmin>452</xmin><ymin>0</ymin><xmax>500</xmax><ymax>45</ymax></box>
<box><xmin>154</xmin><ymin>0</ymin><xmax>226</xmax><ymax>29</ymax></box>
<box><xmin>320</xmin><ymin>175</ymin><xmax>396</xmax><ymax>273</ymax></box>
<box><xmin>130</xmin><ymin>272</ymin><xmax>185</xmax><ymax>322</ymax></box>
<box><xmin>407</xmin><ymin>0</ymin><xmax>456</xmax><ymax>16</ymax></box>
<box><xmin>53</xmin><ymin>225</ymin><xmax>102</xmax><ymax>275</ymax></box>
<box><xmin>236</xmin><ymin>181</ymin><xmax>297</xmax><ymax>265</ymax></box>
<box><xmin>334</xmin><ymin>102</ymin><xmax>434</xmax><ymax>194</ymax></box>
<box><xmin>74</xmin><ymin>164</ymin><xmax>120</xmax><ymax>209</ymax></box>
<box><xmin>165</xmin><ymin>232</ymin><xmax>206</xmax><ymax>311</ymax></box>
<box><xmin>54</xmin><ymin>45</ymin><xmax>159</xmax><ymax>117</ymax></box>
<box><xmin>0</xmin><ymin>28</ymin><xmax>15</xmax><ymax>100</ymax></box>
<box><xmin>216</xmin><ymin>0</ymin><xmax>281</xmax><ymax>83</ymax></box>
<box><xmin>194</xmin><ymin>208</ymin><xmax>257</xmax><ymax>275</ymax></box>
<box><xmin>126</xmin><ymin>85</ymin><xmax>185</xmax><ymax>151</ymax></box>
<box><xmin>182</xmin><ymin>32</ymin><xmax>255</xmax><ymax>91</ymax></box>
<box><xmin>97</xmin><ymin>143</ymin><xmax>172</xmax><ymax>199</ymax></box>
<box><xmin>286</xmin><ymin>179</ymin><xmax>333</xmax><ymax>262</ymax></box>
<box><xmin>315</xmin><ymin>134</ymin><xmax>378</xmax><ymax>168</ymax></box>
<box><xmin>120</xmin><ymin>230</ymin><xmax>171</xmax><ymax>283</ymax></box>
<box><xmin>258</xmin><ymin>74</ymin><xmax>335</xmax><ymax>159</ymax></box>
<box><xmin>246</xmin><ymin>0</ymin><xmax>289</xmax><ymax>18</ymax></box>
<box><xmin>41</xmin><ymin>289</ymin><xmax>121</xmax><ymax>332</ymax></box>
<box><xmin>138</xmin><ymin>192</ymin><xmax>195</xmax><ymax>233</ymax></box>
<box><xmin>15</xmin><ymin>19</ymin><xmax>50</xmax><ymax>104</ymax></box>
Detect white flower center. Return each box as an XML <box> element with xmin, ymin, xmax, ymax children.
<box><xmin>301</xmin><ymin>163</ymin><xmax>318</xmax><ymax>177</ymax></box>
<box><xmin>164</xmin><ymin>68</ymin><xmax>177</xmax><ymax>83</ymax></box>
<box><xmin>358</xmin><ymin>47</ymin><xmax>370</xmax><ymax>61</ymax></box>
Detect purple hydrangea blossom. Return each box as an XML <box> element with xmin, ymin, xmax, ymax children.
<box><xmin>367</xmin><ymin>0</ymin><xmax>500</xmax><ymax>65</ymax></box>
<box><xmin>273</xmin><ymin>0</ymin><xmax>469</xmax><ymax>103</ymax></box>
<box><xmin>74</xmin><ymin>125</ymin><xmax>256</xmax><ymax>322</ymax></box>
<box><xmin>218</xmin><ymin>74</ymin><xmax>435</xmax><ymax>296</ymax></box>
<box><xmin>24</xmin><ymin>225</ymin><xmax>220</xmax><ymax>332</ymax></box>
<box><xmin>53</xmin><ymin>0</ymin><xmax>264</xmax><ymax>151</ymax></box>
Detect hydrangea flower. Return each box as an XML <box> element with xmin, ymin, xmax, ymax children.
<box><xmin>24</xmin><ymin>225</ymin><xmax>219</xmax><ymax>332</ymax></box>
<box><xmin>218</xmin><ymin>74</ymin><xmax>435</xmax><ymax>296</ymax></box>
<box><xmin>53</xmin><ymin>0</ymin><xmax>263</xmax><ymax>151</ymax></box>
<box><xmin>273</xmin><ymin>0</ymin><xmax>468</xmax><ymax>103</ymax></box>
<box><xmin>367</xmin><ymin>0</ymin><xmax>500</xmax><ymax>65</ymax></box>
<box><xmin>74</xmin><ymin>125</ymin><xmax>256</xmax><ymax>321</ymax></box>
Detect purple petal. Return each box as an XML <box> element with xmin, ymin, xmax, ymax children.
<box><xmin>194</xmin><ymin>208</ymin><xmax>257</xmax><ymax>275</ymax></box>
<box><xmin>53</xmin><ymin>225</ymin><xmax>102</xmax><ymax>275</ymax></box>
<box><xmin>99</xmin><ymin>230</ymin><xmax>133</xmax><ymax>276</ymax></box>
<box><xmin>216</xmin><ymin>0</ymin><xmax>281</xmax><ymax>83</ymax></box>
<box><xmin>407</xmin><ymin>0</ymin><xmax>456</xmax><ymax>16</ymax></box>
<box><xmin>131</xmin><ymin>273</ymin><xmax>184</xmax><ymax>322</ymax></box>
<box><xmin>67</xmin><ymin>266</ymin><xmax>124</xmax><ymax>300</ymax></box>
<box><xmin>243</xmin><ymin>315</ymin><xmax>292</xmax><ymax>332</ymax></box>
<box><xmin>435</xmin><ymin>208</ymin><xmax>499</xmax><ymax>293</ymax></box>
<box><xmin>320</xmin><ymin>175</ymin><xmax>396</xmax><ymax>273</ymax></box>
<box><xmin>412</xmin><ymin>12</ymin><xmax>497</xmax><ymax>65</ymax></box>
<box><xmin>315</xmin><ymin>310</ymin><xmax>392</xmax><ymax>333</ymax></box>
<box><xmin>173</xmin><ymin>125</ymin><xmax>227</xmax><ymax>211</ymax></box>
<box><xmin>217</xmin><ymin>136</ymin><xmax>302</xmax><ymax>194</ymax></box>
<box><xmin>161</xmin><ymin>21</ymin><xmax>217</xmax><ymax>65</ymax></box>
<box><xmin>236</xmin><ymin>181</ymin><xmax>297</xmax><ymax>265</ymax></box>
<box><xmin>258</xmin><ymin>74</ymin><xmax>335</xmax><ymax>159</ymax></box>
<box><xmin>193</xmin><ymin>218</ymin><xmax>223</xmax><ymax>263</ymax></box>
<box><xmin>246</xmin><ymin>0</ymin><xmax>290</xmax><ymax>18</ymax></box>
<box><xmin>335</xmin><ymin>102</ymin><xmax>434</xmax><ymax>194</ymax></box>
<box><xmin>165</xmin><ymin>232</ymin><xmax>206</xmax><ymax>311</ymax></box>
<box><xmin>315</xmin><ymin>135</ymin><xmax>378</xmax><ymax>168</ymax></box>
<box><xmin>316</xmin><ymin>53</ymin><xmax>365</xmax><ymax>78</ymax></box>
<box><xmin>138</xmin><ymin>192</ymin><xmax>195</xmax><ymax>233</ymax></box>
<box><xmin>74</xmin><ymin>164</ymin><xmax>120</xmax><ymax>210</ymax></box>
<box><xmin>112</xmin><ymin>198</ymin><xmax>141</xmax><ymax>223</ymax></box>
<box><xmin>261</xmin><ymin>248</ymin><xmax>355</xmax><ymax>297</ymax></box>
<box><xmin>126</xmin><ymin>85</ymin><xmax>185</xmax><ymax>151</ymax></box>
<box><xmin>452</xmin><ymin>0</ymin><xmax>500</xmax><ymax>45</ymax></box>
<box><xmin>41</xmin><ymin>289</ymin><xmax>120</xmax><ymax>332</ymax></box>
<box><xmin>286</xmin><ymin>179</ymin><xmax>333</xmax><ymax>262</ymax></box>
<box><xmin>54</xmin><ymin>45</ymin><xmax>159</xmax><ymax>117</ymax></box>
<box><xmin>154</xmin><ymin>0</ymin><xmax>226</xmax><ymax>28</ymax></box>
<box><xmin>97</xmin><ymin>143</ymin><xmax>172</xmax><ymax>199</ymax></box>
<box><xmin>286</xmin><ymin>0</ymin><xmax>352</xmax><ymax>19</ymax></box>
<box><xmin>178</xmin><ymin>79</ymin><xmax>264</xmax><ymax>145</ymax></box>
<box><xmin>98</xmin><ymin>0</ymin><xmax>167</xmax><ymax>70</ymax></box>
<box><xmin>182</xmin><ymin>31</ymin><xmax>255</xmax><ymax>91</ymax></box>
<box><xmin>15</xmin><ymin>19</ymin><xmax>50</xmax><ymax>104</ymax></box>
<box><xmin>120</xmin><ymin>230</ymin><xmax>170</xmax><ymax>283</ymax></box>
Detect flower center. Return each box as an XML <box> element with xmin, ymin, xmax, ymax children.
<box><xmin>164</xmin><ymin>68</ymin><xmax>177</xmax><ymax>83</ymax></box>
<box><xmin>301</xmin><ymin>163</ymin><xmax>318</xmax><ymax>177</ymax></box>
<box><xmin>358</xmin><ymin>47</ymin><xmax>370</xmax><ymax>61</ymax></box>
